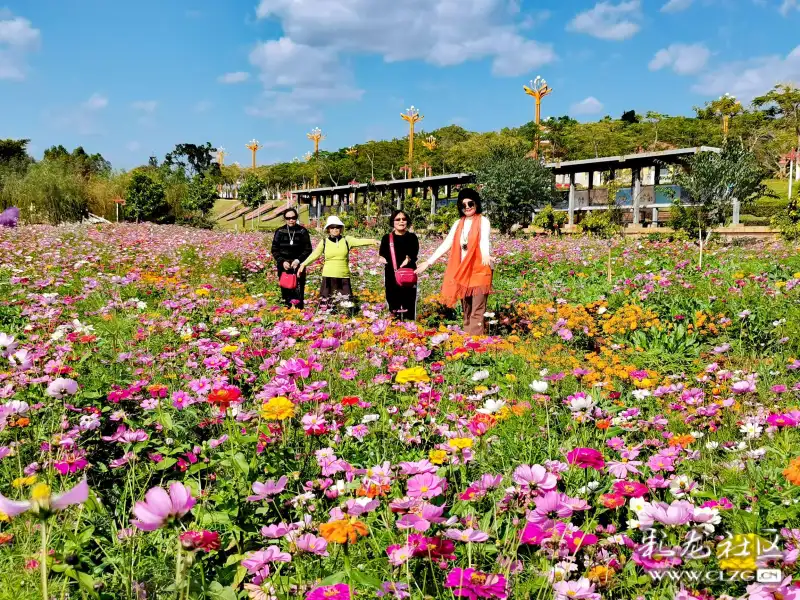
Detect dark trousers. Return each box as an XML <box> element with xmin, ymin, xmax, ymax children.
<box><xmin>385</xmin><ymin>272</ymin><xmax>417</xmax><ymax>321</ymax></box>
<box><xmin>278</xmin><ymin>271</ymin><xmax>306</xmax><ymax>309</ymax></box>
<box><xmin>461</xmin><ymin>292</ymin><xmax>488</xmax><ymax>335</ymax></box>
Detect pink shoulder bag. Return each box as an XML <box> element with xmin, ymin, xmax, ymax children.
<box><xmin>389</xmin><ymin>234</ymin><xmax>418</xmax><ymax>287</ymax></box>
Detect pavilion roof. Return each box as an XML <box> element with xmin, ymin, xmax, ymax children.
<box><xmin>545</xmin><ymin>146</ymin><xmax>721</xmax><ymax>175</ymax></box>
<box><xmin>290</xmin><ymin>172</ymin><xmax>474</xmax><ymax>199</ymax></box>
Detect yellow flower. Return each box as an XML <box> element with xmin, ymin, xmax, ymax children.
<box><xmin>495</xmin><ymin>406</ymin><xmax>512</xmax><ymax>421</ymax></box>
<box><xmin>0</xmin><ymin>511</ymin><xmax>8</xmax><ymax>522</ymax></box>
<box><xmin>429</xmin><ymin>450</ymin><xmax>448</xmax><ymax>465</ymax></box>
<box><xmin>395</xmin><ymin>366</ymin><xmax>430</xmax><ymax>384</ymax></box>
<box><xmin>221</xmin><ymin>345</ymin><xmax>239</xmax><ymax>353</ymax></box>
<box><xmin>261</xmin><ymin>396</ymin><xmax>296</xmax><ymax>421</ymax></box>
<box><xmin>12</xmin><ymin>475</ymin><xmax>37</xmax><ymax>488</ymax></box>
<box><xmin>505</xmin><ymin>374</ymin><xmax>517</xmax><ymax>382</ymax></box>
<box><xmin>717</xmin><ymin>533</ymin><xmax>770</xmax><ymax>572</ymax></box>
<box><xmin>474</xmin><ymin>385</ymin><xmax>488</xmax><ymax>393</ymax></box>
<box><xmin>794</xmin><ymin>272</ymin><xmax>800</xmax><ymax>279</ymax></box>
<box><xmin>448</xmin><ymin>438</ymin><xmax>473</xmax><ymax>450</ymax></box>
<box><xmin>195</xmin><ymin>288</ymin><xmax>210</xmax><ymax>296</ymax></box>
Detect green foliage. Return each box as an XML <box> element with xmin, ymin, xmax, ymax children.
<box><xmin>164</xmin><ymin>142</ymin><xmax>220</xmax><ymax>179</ymax></box>
<box><xmin>578</xmin><ymin>209</ymin><xmax>622</xmax><ymax>238</ymax></box>
<box><xmin>0</xmin><ymin>160</ymin><xmax>90</xmax><ymax>224</ymax></box>
<box><xmin>217</xmin><ymin>254</ymin><xmax>245</xmax><ymax>281</ymax></box>
<box><xmin>400</xmin><ymin>196</ymin><xmax>428</xmax><ymax>230</ymax></box>
<box><xmin>0</xmin><ymin>138</ymin><xmax>32</xmax><ymax>173</ymax></box>
<box><xmin>183</xmin><ymin>176</ymin><xmax>218</xmax><ymax>214</ymax></box>
<box><xmin>43</xmin><ymin>145</ymin><xmax>110</xmax><ymax>178</ymax></box>
<box><xmin>238</xmin><ymin>172</ymin><xmax>267</xmax><ymax>209</ymax></box>
<box><xmin>431</xmin><ymin>202</ymin><xmax>459</xmax><ymax>234</ymax></box>
<box><xmin>476</xmin><ymin>147</ymin><xmax>554</xmax><ymax>234</ymax></box>
<box><xmin>671</xmin><ymin>141</ymin><xmax>771</xmax><ymax>235</ymax></box>
<box><xmin>533</xmin><ymin>204</ymin><xmax>567</xmax><ymax>234</ymax></box>
<box><xmin>743</xmin><ymin>197</ymin><xmax>790</xmax><ymax>218</ymax></box>
<box><xmin>125</xmin><ymin>172</ymin><xmax>167</xmax><ymax>222</ymax></box>
<box><xmin>772</xmin><ymin>197</ymin><xmax>800</xmax><ymax>240</ymax></box>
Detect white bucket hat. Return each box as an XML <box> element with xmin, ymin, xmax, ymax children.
<box><xmin>324</xmin><ymin>215</ymin><xmax>345</xmax><ymax>230</ymax></box>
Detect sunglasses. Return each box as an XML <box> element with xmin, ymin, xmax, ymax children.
<box><xmin>284</xmin><ymin>215</ymin><xmax>298</xmax><ymax>220</ymax></box>
<box><xmin>394</xmin><ymin>218</ymin><xmax>407</xmax><ymax>222</ymax></box>
<box><xmin>462</xmin><ymin>201</ymin><xmax>475</xmax><ymax>209</ymax></box>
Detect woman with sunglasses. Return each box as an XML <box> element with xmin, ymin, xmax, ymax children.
<box><xmin>378</xmin><ymin>210</ymin><xmax>419</xmax><ymax>321</ymax></box>
<box><xmin>416</xmin><ymin>189</ymin><xmax>493</xmax><ymax>335</ymax></box>
<box><xmin>298</xmin><ymin>215</ymin><xmax>379</xmax><ymax>306</ymax></box>
<box><xmin>271</xmin><ymin>207</ymin><xmax>313</xmax><ymax>309</ymax></box>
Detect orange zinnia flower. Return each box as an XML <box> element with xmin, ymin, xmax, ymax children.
<box><xmin>668</xmin><ymin>434</ymin><xmax>695</xmax><ymax>448</ymax></box>
<box><xmin>784</xmin><ymin>456</ymin><xmax>800</xmax><ymax>486</ymax></box>
<box><xmin>319</xmin><ymin>517</ymin><xmax>368</xmax><ymax>544</ymax></box>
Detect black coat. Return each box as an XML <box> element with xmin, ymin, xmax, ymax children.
<box><xmin>271</xmin><ymin>225</ymin><xmax>313</xmax><ymax>273</ymax></box>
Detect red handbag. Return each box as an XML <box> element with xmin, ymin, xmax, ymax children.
<box><xmin>389</xmin><ymin>234</ymin><xmax>418</xmax><ymax>287</ymax></box>
<box><xmin>279</xmin><ymin>272</ymin><xmax>297</xmax><ymax>289</ymax></box>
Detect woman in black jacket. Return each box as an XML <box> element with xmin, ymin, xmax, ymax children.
<box><xmin>271</xmin><ymin>208</ymin><xmax>313</xmax><ymax>308</ymax></box>
<box><xmin>378</xmin><ymin>210</ymin><xmax>419</xmax><ymax>321</ymax></box>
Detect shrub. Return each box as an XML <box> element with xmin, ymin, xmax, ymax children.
<box><xmin>125</xmin><ymin>172</ymin><xmax>167</xmax><ymax>222</ymax></box>
<box><xmin>738</xmin><ymin>214</ymin><xmax>770</xmax><ymax>226</ymax></box>
<box><xmin>0</xmin><ymin>161</ymin><xmax>90</xmax><ymax>224</ymax></box>
<box><xmin>238</xmin><ymin>173</ymin><xmax>267</xmax><ymax>209</ymax></box>
<box><xmin>217</xmin><ymin>254</ymin><xmax>246</xmax><ymax>280</ymax></box>
<box><xmin>772</xmin><ymin>198</ymin><xmax>800</xmax><ymax>240</ymax></box>
<box><xmin>578</xmin><ymin>210</ymin><xmax>622</xmax><ymax>238</ymax></box>
<box><xmin>743</xmin><ymin>198</ymin><xmax>789</xmax><ymax>218</ymax></box>
<box><xmin>533</xmin><ymin>204</ymin><xmax>567</xmax><ymax>235</ymax></box>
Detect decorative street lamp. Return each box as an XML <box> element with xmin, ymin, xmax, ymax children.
<box><xmin>523</xmin><ymin>76</ymin><xmax>553</xmax><ymax>159</ymax></box>
<box><xmin>400</xmin><ymin>106</ymin><xmax>424</xmax><ymax>176</ymax></box>
<box><xmin>422</xmin><ymin>135</ymin><xmax>437</xmax><ymax>152</ymax></box>
<box><xmin>217</xmin><ymin>147</ymin><xmax>227</xmax><ymax>167</ymax></box>
<box><xmin>307</xmin><ymin>127</ymin><xmax>325</xmax><ymax>187</ymax></box>
<box><xmin>345</xmin><ymin>146</ymin><xmax>358</xmax><ymax>156</ymax></box>
<box><xmin>245</xmin><ymin>139</ymin><xmax>262</xmax><ymax>169</ymax></box>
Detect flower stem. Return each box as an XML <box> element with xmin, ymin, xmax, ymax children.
<box><xmin>175</xmin><ymin>537</ymin><xmax>183</xmax><ymax>600</ymax></box>
<box><xmin>40</xmin><ymin>521</ymin><xmax>49</xmax><ymax>600</ymax></box>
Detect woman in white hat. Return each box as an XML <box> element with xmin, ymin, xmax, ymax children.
<box><xmin>298</xmin><ymin>215</ymin><xmax>379</xmax><ymax>304</ymax></box>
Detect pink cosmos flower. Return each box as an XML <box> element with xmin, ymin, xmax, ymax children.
<box><xmin>520</xmin><ymin>521</ymin><xmax>557</xmax><ymax>545</ymax></box>
<box><xmin>528</xmin><ymin>491</ymin><xmax>573</xmax><ymax>523</ymax></box>
<box><xmin>0</xmin><ymin>478</ymin><xmax>89</xmax><ymax>517</ymax></box>
<box><xmin>444</xmin><ymin>567</ymin><xmax>507</xmax><ymax>600</ymax></box>
<box><xmin>406</xmin><ymin>473</ymin><xmax>446</xmax><ymax>499</ymax></box>
<box><xmin>306</xmin><ymin>584</ymin><xmax>350</xmax><ymax>600</ymax></box>
<box><xmin>612</xmin><ymin>480</ymin><xmax>649</xmax><ymax>498</ymax></box>
<box><xmin>606</xmin><ymin>459</ymin><xmax>642</xmax><ymax>478</ymax></box>
<box><xmin>767</xmin><ymin>414</ymin><xmax>797</xmax><ymax>428</ymax></box>
<box><xmin>512</xmin><ymin>464</ymin><xmax>557</xmax><ymax>492</ymax></box>
<box><xmin>566</xmin><ymin>448</ymin><xmax>605</xmax><ymax>470</ymax></box>
<box><xmin>552</xmin><ymin>578</ymin><xmax>601</xmax><ymax>600</ymax></box>
<box><xmin>641</xmin><ymin>501</ymin><xmax>694</xmax><ymax>527</ymax></box>
<box><xmin>261</xmin><ymin>523</ymin><xmax>291</xmax><ymax>538</ymax></box>
<box><xmin>247</xmin><ymin>477</ymin><xmax>288</xmax><ymax>502</ymax></box>
<box><xmin>732</xmin><ymin>380</ymin><xmax>756</xmax><ymax>394</ymax></box>
<box><xmin>396</xmin><ymin>502</ymin><xmax>446</xmax><ymax>531</ymax></box>
<box><xmin>294</xmin><ymin>533</ymin><xmax>328</xmax><ymax>556</ymax></box>
<box><xmin>131</xmin><ymin>482</ymin><xmax>196</xmax><ymax>531</ymax></box>
<box><xmin>445</xmin><ymin>528</ymin><xmax>490</xmax><ymax>543</ymax></box>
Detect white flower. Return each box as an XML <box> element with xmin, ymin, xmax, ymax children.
<box><xmin>471</xmin><ymin>370</ymin><xmax>490</xmax><ymax>382</ymax></box>
<box><xmin>136</xmin><ymin>301</ymin><xmax>147</xmax><ymax>310</ymax></box>
<box><xmin>431</xmin><ymin>333</ymin><xmax>449</xmax><ymax>346</ymax></box>
<box><xmin>538</xmin><ymin>368</ymin><xmax>549</xmax><ymax>377</ymax></box>
<box><xmin>631</xmin><ymin>389</ymin><xmax>651</xmax><ymax>401</ymax></box>
<box><xmin>529</xmin><ymin>380</ymin><xmax>548</xmax><ymax>393</ymax></box>
<box><xmin>629</xmin><ymin>497</ymin><xmax>648</xmax><ymax>513</ymax></box>
<box><xmin>568</xmin><ymin>395</ymin><xmax>594</xmax><ymax>412</ymax></box>
<box><xmin>668</xmin><ymin>475</ymin><xmax>695</xmax><ymax>498</ymax></box>
<box><xmin>483</xmin><ymin>312</ymin><xmax>496</xmax><ymax>318</ymax></box>
<box><xmin>0</xmin><ymin>333</ymin><xmax>17</xmax><ymax>357</ymax></box>
<box><xmin>627</xmin><ymin>518</ymin><xmax>641</xmax><ymax>530</ymax></box>
<box><xmin>476</xmin><ymin>398</ymin><xmax>506</xmax><ymax>415</ymax></box>
<box><xmin>739</xmin><ymin>421</ymin><xmax>763</xmax><ymax>439</ymax></box>
<box><xmin>597</xmin><ymin>306</ymin><xmax>607</xmax><ymax>315</ymax></box>
<box><xmin>705</xmin><ymin>441</ymin><xmax>719</xmax><ymax>450</ymax></box>
<box><xmin>361</xmin><ymin>414</ymin><xmax>379</xmax><ymax>424</ymax></box>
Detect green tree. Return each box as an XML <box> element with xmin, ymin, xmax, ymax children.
<box><xmin>0</xmin><ymin>139</ymin><xmax>32</xmax><ymax>171</ymax></box>
<box><xmin>476</xmin><ymin>147</ymin><xmax>553</xmax><ymax>234</ymax></box>
<box><xmin>183</xmin><ymin>176</ymin><xmax>218</xmax><ymax>214</ymax></box>
<box><xmin>125</xmin><ymin>172</ymin><xmax>167</xmax><ymax>222</ymax></box>
<box><xmin>238</xmin><ymin>172</ymin><xmax>268</xmax><ymax>208</ymax></box>
<box><xmin>164</xmin><ymin>143</ymin><xmax>221</xmax><ymax>179</ymax></box>
<box><xmin>671</xmin><ymin>142</ymin><xmax>770</xmax><ymax>267</ymax></box>
<box><xmin>754</xmin><ymin>84</ymin><xmax>800</xmax><ymax>152</ymax></box>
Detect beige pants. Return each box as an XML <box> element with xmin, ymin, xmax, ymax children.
<box><xmin>462</xmin><ymin>293</ymin><xmax>488</xmax><ymax>336</ymax></box>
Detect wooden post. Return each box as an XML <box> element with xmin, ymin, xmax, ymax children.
<box><xmin>568</xmin><ymin>173</ymin><xmax>576</xmax><ymax>226</ymax></box>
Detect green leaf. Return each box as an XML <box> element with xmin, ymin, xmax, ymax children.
<box><xmin>350</xmin><ymin>570</ymin><xmax>382</xmax><ymax>589</ymax></box>
<box><xmin>82</xmin><ymin>391</ymin><xmax>101</xmax><ymax>399</ymax></box>
<box><xmin>208</xmin><ymin>582</ymin><xmax>238</xmax><ymax>600</ymax></box>
<box><xmin>319</xmin><ymin>571</ymin><xmax>347</xmax><ymax>585</ymax></box>
<box><xmin>155</xmin><ymin>457</ymin><xmax>178</xmax><ymax>471</ymax></box>
<box><xmin>233</xmin><ymin>452</ymin><xmax>250</xmax><ymax>477</ymax></box>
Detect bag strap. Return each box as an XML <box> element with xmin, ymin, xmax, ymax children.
<box><xmin>388</xmin><ymin>233</ymin><xmax>399</xmax><ymax>270</ymax></box>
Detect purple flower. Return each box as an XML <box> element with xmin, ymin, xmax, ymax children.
<box><xmin>294</xmin><ymin>533</ymin><xmax>329</xmax><ymax>556</ymax></box>
<box><xmin>732</xmin><ymin>380</ymin><xmax>756</xmax><ymax>394</ymax></box>
<box><xmin>247</xmin><ymin>476</ymin><xmax>288</xmax><ymax>501</ymax></box>
<box><xmin>512</xmin><ymin>464</ymin><xmax>557</xmax><ymax>492</ymax></box>
<box><xmin>445</xmin><ymin>528</ymin><xmax>490</xmax><ymax>542</ymax></box>
<box><xmin>131</xmin><ymin>482</ymin><xmax>196</xmax><ymax>531</ymax></box>
<box><xmin>46</xmin><ymin>378</ymin><xmax>78</xmax><ymax>398</ymax></box>
<box><xmin>406</xmin><ymin>473</ymin><xmax>446</xmax><ymax>499</ymax></box>
<box><xmin>0</xmin><ymin>206</ymin><xmax>19</xmax><ymax>228</ymax></box>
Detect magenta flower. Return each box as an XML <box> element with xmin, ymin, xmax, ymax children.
<box><xmin>444</xmin><ymin>567</ymin><xmax>507</xmax><ymax>600</ymax></box>
<box><xmin>294</xmin><ymin>533</ymin><xmax>329</xmax><ymax>556</ymax></box>
<box><xmin>642</xmin><ymin>500</ymin><xmax>694</xmax><ymax>527</ymax></box>
<box><xmin>131</xmin><ymin>482</ymin><xmax>196</xmax><ymax>531</ymax></box>
<box><xmin>767</xmin><ymin>413</ymin><xmax>797</xmax><ymax>428</ymax></box>
<box><xmin>406</xmin><ymin>473</ymin><xmax>446</xmax><ymax>499</ymax></box>
<box><xmin>46</xmin><ymin>378</ymin><xmax>78</xmax><ymax>398</ymax></box>
<box><xmin>528</xmin><ymin>491</ymin><xmax>573</xmax><ymax>523</ymax></box>
<box><xmin>242</xmin><ymin>546</ymin><xmax>292</xmax><ymax>573</ymax></box>
<box><xmin>306</xmin><ymin>584</ymin><xmax>350</xmax><ymax>600</ymax></box>
<box><xmin>606</xmin><ymin>459</ymin><xmax>642</xmax><ymax>478</ymax></box>
<box><xmin>732</xmin><ymin>380</ymin><xmax>756</xmax><ymax>394</ymax></box>
<box><xmin>566</xmin><ymin>448</ymin><xmax>605</xmax><ymax>470</ymax></box>
<box><xmin>512</xmin><ymin>464</ymin><xmax>557</xmax><ymax>492</ymax></box>
<box><xmin>247</xmin><ymin>476</ymin><xmax>289</xmax><ymax>501</ymax></box>
<box><xmin>0</xmin><ymin>478</ymin><xmax>89</xmax><ymax>517</ymax></box>
<box><xmin>396</xmin><ymin>502</ymin><xmax>445</xmax><ymax>531</ymax></box>
<box><xmin>552</xmin><ymin>578</ymin><xmax>601</xmax><ymax>600</ymax></box>
<box><xmin>646</xmin><ymin>454</ymin><xmax>675</xmax><ymax>473</ymax></box>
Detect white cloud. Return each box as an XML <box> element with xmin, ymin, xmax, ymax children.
<box><xmin>567</xmin><ymin>1</ymin><xmax>641</xmax><ymax>41</ymax></box>
<box><xmin>131</xmin><ymin>100</ymin><xmax>157</xmax><ymax>113</ymax></box>
<box><xmin>0</xmin><ymin>13</ymin><xmax>40</xmax><ymax>80</ymax></box>
<box><xmin>649</xmin><ymin>43</ymin><xmax>710</xmax><ymax>75</ymax></box>
<box><xmin>219</xmin><ymin>71</ymin><xmax>250</xmax><ymax>84</ymax></box>
<box><xmin>570</xmin><ymin>96</ymin><xmax>604</xmax><ymax>115</ymax></box>
<box><xmin>83</xmin><ymin>93</ymin><xmax>109</xmax><ymax>110</ymax></box>
<box><xmin>692</xmin><ymin>45</ymin><xmax>800</xmax><ymax>100</ymax></box>
<box><xmin>780</xmin><ymin>0</ymin><xmax>799</xmax><ymax>15</ymax></box>
<box><xmin>661</xmin><ymin>0</ymin><xmax>693</xmax><ymax>12</ymax></box>
<box><xmin>194</xmin><ymin>100</ymin><xmax>213</xmax><ymax>113</ymax></box>
<box><xmin>250</xmin><ymin>0</ymin><xmax>555</xmax><ymax>120</ymax></box>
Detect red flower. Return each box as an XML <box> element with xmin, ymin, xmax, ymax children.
<box><xmin>341</xmin><ymin>396</ymin><xmax>360</xmax><ymax>406</ymax></box>
<box><xmin>180</xmin><ymin>530</ymin><xmax>220</xmax><ymax>552</ymax></box>
<box><xmin>566</xmin><ymin>447</ymin><xmax>605</xmax><ymax>470</ymax></box>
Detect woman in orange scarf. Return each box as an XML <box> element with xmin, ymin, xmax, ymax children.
<box><xmin>416</xmin><ymin>189</ymin><xmax>493</xmax><ymax>335</ymax></box>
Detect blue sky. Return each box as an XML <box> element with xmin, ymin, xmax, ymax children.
<box><xmin>1</xmin><ymin>0</ymin><xmax>799</xmax><ymax>169</ymax></box>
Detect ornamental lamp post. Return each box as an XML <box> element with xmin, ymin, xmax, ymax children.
<box><xmin>422</xmin><ymin>135</ymin><xmax>437</xmax><ymax>152</ymax></box>
<box><xmin>523</xmin><ymin>75</ymin><xmax>553</xmax><ymax>159</ymax></box>
<box><xmin>245</xmin><ymin>139</ymin><xmax>262</xmax><ymax>169</ymax></box>
<box><xmin>307</xmin><ymin>127</ymin><xmax>325</xmax><ymax>187</ymax></box>
<box><xmin>113</xmin><ymin>197</ymin><xmax>125</xmax><ymax>223</ymax></box>
<box><xmin>217</xmin><ymin>147</ymin><xmax>227</xmax><ymax>166</ymax></box>
<box><xmin>400</xmin><ymin>106</ymin><xmax>424</xmax><ymax>169</ymax></box>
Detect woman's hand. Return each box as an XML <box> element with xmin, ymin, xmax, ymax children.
<box><xmin>283</xmin><ymin>261</ymin><xmax>292</xmax><ymax>270</ymax></box>
<box><xmin>291</xmin><ymin>259</ymin><xmax>300</xmax><ymax>269</ymax></box>
<box><xmin>399</xmin><ymin>256</ymin><xmax>410</xmax><ymax>268</ymax></box>
<box><xmin>297</xmin><ymin>264</ymin><xmax>306</xmax><ymax>274</ymax></box>
<box><xmin>415</xmin><ymin>261</ymin><xmax>429</xmax><ymax>275</ymax></box>
<box><xmin>377</xmin><ymin>256</ymin><xmax>387</xmax><ymax>265</ymax></box>
<box><xmin>481</xmin><ymin>255</ymin><xmax>492</xmax><ymax>267</ymax></box>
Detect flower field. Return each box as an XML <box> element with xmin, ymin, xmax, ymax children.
<box><xmin>2</xmin><ymin>223</ymin><xmax>800</xmax><ymax>600</ymax></box>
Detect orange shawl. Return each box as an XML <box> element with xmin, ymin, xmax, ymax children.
<box><xmin>440</xmin><ymin>216</ymin><xmax>493</xmax><ymax>307</ymax></box>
